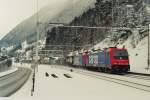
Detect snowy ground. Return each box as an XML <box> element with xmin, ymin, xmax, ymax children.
<box><xmin>125</xmin><ymin>36</ymin><xmax>149</xmax><ymax>73</ymax></box>
<box><xmin>8</xmin><ymin>64</ymin><xmax>150</xmax><ymax>100</ymax></box>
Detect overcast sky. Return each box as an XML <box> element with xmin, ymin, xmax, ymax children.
<box><xmin>0</xmin><ymin>0</ymin><xmax>69</xmax><ymax>39</ymax></box>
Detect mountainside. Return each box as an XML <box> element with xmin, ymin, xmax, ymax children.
<box><xmin>0</xmin><ymin>0</ymin><xmax>149</xmax><ymax>54</ymax></box>
<box><xmin>45</xmin><ymin>0</ymin><xmax>150</xmax><ymax>51</ymax></box>
<box><xmin>0</xmin><ymin>0</ymin><xmax>96</xmax><ymax>47</ymax></box>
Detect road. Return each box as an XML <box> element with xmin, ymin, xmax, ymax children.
<box><xmin>0</xmin><ymin>67</ymin><xmax>31</xmax><ymax>97</ymax></box>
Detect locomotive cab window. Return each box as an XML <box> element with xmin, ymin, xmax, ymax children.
<box><xmin>113</xmin><ymin>50</ymin><xmax>128</xmax><ymax>60</ymax></box>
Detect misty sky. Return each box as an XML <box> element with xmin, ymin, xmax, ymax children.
<box><xmin>0</xmin><ymin>0</ymin><xmax>70</xmax><ymax>39</ymax></box>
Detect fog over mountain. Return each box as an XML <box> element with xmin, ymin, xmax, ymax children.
<box><xmin>0</xmin><ymin>0</ymin><xmax>96</xmax><ymax>47</ymax></box>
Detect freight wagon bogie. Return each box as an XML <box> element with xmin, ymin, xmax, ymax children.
<box><xmin>111</xmin><ymin>65</ymin><xmax>130</xmax><ymax>73</ymax></box>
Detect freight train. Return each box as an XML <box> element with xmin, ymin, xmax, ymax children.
<box><xmin>66</xmin><ymin>47</ymin><xmax>130</xmax><ymax>73</ymax></box>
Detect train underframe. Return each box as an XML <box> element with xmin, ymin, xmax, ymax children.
<box><xmin>67</xmin><ymin>63</ymin><xmax>130</xmax><ymax>73</ymax></box>
<box><xmin>97</xmin><ymin>65</ymin><xmax>130</xmax><ymax>73</ymax></box>
<box><xmin>111</xmin><ymin>65</ymin><xmax>130</xmax><ymax>73</ymax></box>
<box><xmin>71</xmin><ymin>65</ymin><xmax>130</xmax><ymax>73</ymax></box>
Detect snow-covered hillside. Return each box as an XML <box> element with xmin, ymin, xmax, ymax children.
<box><xmin>0</xmin><ymin>0</ymin><xmax>96</xmax><ymax>47</ymax></box>
<box><xmin>94</xmin><ymin>30</ymin><xmax>149</xmax><ymax>73</ymax></box>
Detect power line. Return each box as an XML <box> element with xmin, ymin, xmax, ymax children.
<box><xmin>44</xmin><ymin>44</ymin><xmax>92</xmax><ymax>47</ymax></box>
<box><xmin>48</xmin><ymin>23</ymin><xmax>148</xmax><ymax>30</ymax></box>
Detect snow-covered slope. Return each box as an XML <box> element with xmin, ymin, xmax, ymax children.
<box><xmin>0</xmin><ymin>0</ymin><xmax>96</xmax><ymax>47</ymax></box>
<box><xmin>93</xmin><ymin>30</ymin><xmax>149</xmax><ymax>73</ymax></box>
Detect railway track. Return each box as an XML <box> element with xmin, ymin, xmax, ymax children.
<box><xmin>57</xmin><ymin>66</ymin><xmax>150</xmax><ymax>92</ymax></box>
<box><xmin>76</xmin><ymin>70</ymin><xmax>150</xmax><ymax>92</ymax></box>
<box><xmin>72</xmin><ymin>66</ymin><xmax>150</xmax><ymax>81</ymax></box>
<box><xmin>122</xmin><ymin>72</ymin><xmax>150</xmax><ymax>80</ymax></box>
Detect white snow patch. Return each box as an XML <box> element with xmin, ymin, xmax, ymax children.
<box><xmin>10</xmin><ymin>64</ymin><xmax>150</xmax><ymax>100</ymax></box>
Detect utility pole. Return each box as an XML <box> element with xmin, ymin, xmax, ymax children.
<box><xmin>147</xmin><ymin>24</ymin><xmax>150</xmax><ymax>70</ymax></box>
<box><xmin>31</xmin><ymin>0</ymin><xmax>39</xmax><ymax>96</ymax></box>
<box><xmin>35</xmin><ymin>0</ymin><xmax>39</xmax><ymax>72</ymax></box>
<box><xmin>112</xmin><ymin>0</ymin><xmax>114</xmax><ymax>27</ymax></box>
<box><xmin>146</xmin><ymin>0</ymin><xmax>150</xmax><ymax>70</ymax></box>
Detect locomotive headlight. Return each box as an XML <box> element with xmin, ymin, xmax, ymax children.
<box><xmin>114</xmin><ymin>62</ymin><xmax>117</xmax><ymax>64</ymax></box>
<box><xmin>114</xmin><ymin>62</ymin><xmax>118</xmax><ymax>65</ymax></box>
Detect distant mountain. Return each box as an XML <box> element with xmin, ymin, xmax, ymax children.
<box><xmin>0</xmin><ymin>0</ymin><xmax>96</xmax><ymax>48</ymax></box>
